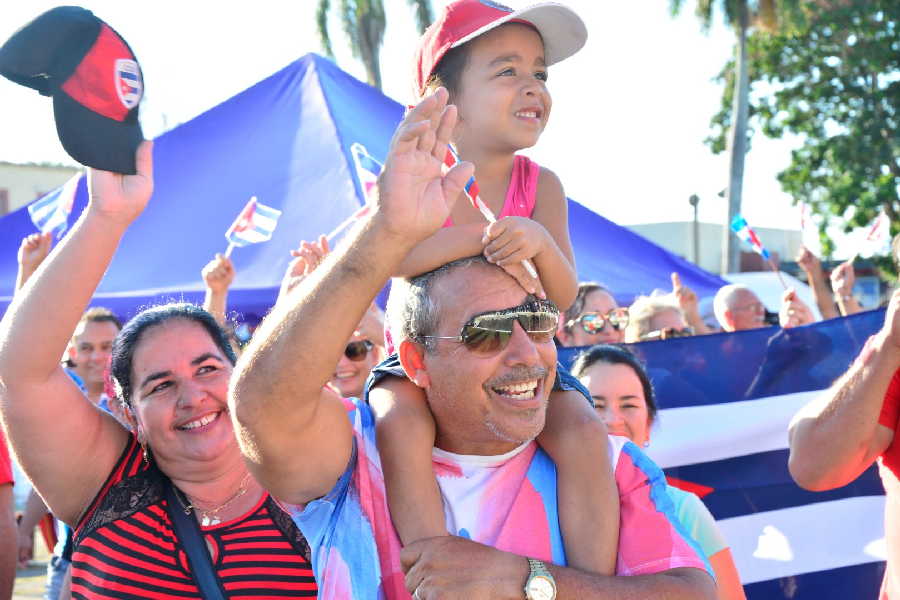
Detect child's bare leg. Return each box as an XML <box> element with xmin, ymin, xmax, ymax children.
<box><xmin>370</xmin><ymin>375</ymin><xmax>448</xmax><ymax>544</ymax></box>
<box><xmin>538</xmin><ymin>389</ymin><xmax>619</xmax><ymax>574</ymax></box>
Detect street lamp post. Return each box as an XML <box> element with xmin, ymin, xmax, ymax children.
<box><xmin>689</xmin><ymin>194</ymin><xmax>700</xmax><ymax>265</ymax></box>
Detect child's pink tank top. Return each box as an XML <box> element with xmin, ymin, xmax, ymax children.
<box><xmin>442</xmin><ymin>154</ymin><xmax>540</xmax><ymax>227</ymax></box>
<box><xmin>384</xmin><ymin>155</ymin><xmax>541</xmax><ymax>355</ymax></box>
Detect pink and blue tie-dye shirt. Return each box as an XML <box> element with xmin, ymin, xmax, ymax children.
<box><xmin>282</xmin><ymin>397</ymin><xmax>712</xmax><ymax>599</ymax></box>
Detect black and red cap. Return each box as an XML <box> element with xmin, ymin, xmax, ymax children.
<box><xmin>0</xmin><ymin>6</ymin><xmax>144</xmax><ymax>174</ymax></box>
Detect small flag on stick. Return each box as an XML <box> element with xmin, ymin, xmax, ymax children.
<box><xmin>327</xmin><ymin>143</ymin><xmax>382</xmax><ymax>242</ymax></box>
<box><xmin>28</xmin><ymin>173</ymin><xmax>81</xmax><ymax>238</ymax></box>
<box><xmin>731</xmin><ymin>214</ymin><xmax>787</xmax><ymax>288</ymax></box>
<box><xmin>224</xmin><ymin>196</ymin><xmax>282</xmax><ymax>257</ymax></box>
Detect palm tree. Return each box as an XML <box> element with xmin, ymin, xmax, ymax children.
<box><xmin>670</xmin><ymin>0</ymin><xmax>800</xmax><ymax>274</ymax></box>
<box><xmin>316</xmin><ymin>0</ymin><xmax>434</xmax><ymax>90</ymax></box>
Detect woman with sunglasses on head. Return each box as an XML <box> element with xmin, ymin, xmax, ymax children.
<box><xmin>0</xmin><ymin>143</ymin><xmax>318</xmax><ymax>599</ymax></box>
<box><xmin>556</xmin><ymin>282</ymin><xmax>628</xmax><ymax>347</ymax></box>
<box><xmin>572</xmin><ymin>345</ymin><xmax>747</xmax><ymax>600</ymax></box>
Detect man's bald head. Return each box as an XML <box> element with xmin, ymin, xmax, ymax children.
<box><xmin>714</xmin><ymin>284</ymin><xmax>766</xmax><ymax>332</ymax></box>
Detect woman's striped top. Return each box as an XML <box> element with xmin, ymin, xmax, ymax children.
<box><xmin>71</xmin><ymin>436</ymin><xmax>317</xmax><ymax>599</ymax></box>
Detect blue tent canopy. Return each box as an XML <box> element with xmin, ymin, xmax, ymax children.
<box><xmin>0</xmin><ymin>54</ymin><xmax>725</xmax><ymax>321</ymax></box>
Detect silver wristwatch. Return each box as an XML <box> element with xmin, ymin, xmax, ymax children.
<box><xmin>524</xmin><ymin>558</ymin><xmax>557</xmax><ymax>600</ymax></box>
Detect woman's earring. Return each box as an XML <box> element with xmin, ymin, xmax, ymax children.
<box><xmin>140</xmin><ymin>441</ymin><xmax>150</xmax><ymax>466</ymax></box>
<box><xmin>642</xmin><ymin>440</ymin><xmax>650</xmax><ymax>448</ymax></box>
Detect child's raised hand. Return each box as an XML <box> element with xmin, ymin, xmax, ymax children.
<box><xmin>482</xmin><ymin>216</ymin><xmax>546</xmax><ymax>265</ymax></box>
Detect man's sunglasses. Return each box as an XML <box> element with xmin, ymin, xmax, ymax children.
<box><xmin>566</xmin><ymin>308</ymin><xmax>629</xmax><ymax>334</ymax></box>
<box><xmin>418</xmin><ymin>299</ymin><xmax>559</xmax><ymax>354</ymax></box>
<box><xmin>344</xmin><ymin>340</ymin><xmax>375</xmax><ymax>361</ymax></box>
<box><xmin>639</xmin><ymin>326</ymin><xmax>694</xmax><ymax>341</ymax></box>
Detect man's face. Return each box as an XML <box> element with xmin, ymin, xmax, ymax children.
<box><xmin>330</xmin><ymin>333</ymin><xmax>380</xmax><ymax>399</ymax></box>
<box><xmin>420</xmin><ymin>265</ymin><xmax>556</xmax><ymax>456</ymax></box>
<box><xmin>70</xmin><ymin>320</ymin><xmax>120</xmax><ymax>389</ymax></box>
<box><xmin>727</xmin><ymin>289</ymin><xmax>766</xmax><ymax>331</ymax></box>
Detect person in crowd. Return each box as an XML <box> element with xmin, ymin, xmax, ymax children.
<box><xmin>714</xmin><ymin>284</ymin><xmax>814</xmax><ymax>332</ymax></box>
<box><xmin>572</xmin><ymin>344</ymin><xmax>747</xmax><ymax>600</ymax></box>
<box><xmin>830</xmin><ymin>258</ymin><xmax>863</xmax><ymax>316</ymax></box>
<box><xmin>370</xmin><ymin>0</ymin><xmax>618</xmax><ymax>576</ymax></box>
<box><xmin>556</xmin><ymin>282</ymin><xmax>628</xmax><ymax>346</ymax></box>
<box><xmin>624</xmin><ymin>296</ymin><xmax>693</xmax><ymax>343</ymax></box>
<box><xmin>229</xmin><ymin>86</ymin><xmax>715</xmax><ymax>599</ymax></box>
<box><xmin>796</xmin><ymin>246</ymin><xmax>839</xmax><ymax>320</ymax></box>
<box><xmin>201</xmin><ymin>252</ymin><xmax>236</xmax><ymax>327</ymax></box>
<box><xmin>0</xmin><ymin>142</ymin><xmax>317</xmax><ymax>598</ymax></box>
<box><xmin>66</xmin><ymin>308</ymin><xmax>122</xmax><ymax>408</ymax></box>
<box><xmin>1</xmin><ymin>427</ymin><xmax>14</xmax><ymax>600</ymax></box>
<box><xmin>713</xmin><ymin>284</ymin><xmax>768</xmax><ymax>332</ymax></box>
<box><xmin>788</xmin><ymin>287</ymin><xmax>900</xmax><ymax>598</ymax></box>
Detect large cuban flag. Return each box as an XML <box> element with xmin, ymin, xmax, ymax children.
<box><xmin>559</xmin><ymin>309</ymin><xmax>888</xmax><ymax>599</ymax></box>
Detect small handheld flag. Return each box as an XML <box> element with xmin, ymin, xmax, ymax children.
<box><xmin>28</xmin><ymin>173</ymin><xmax>81</xmax><ymax>238</ymax></box>
<box><xmin>224</xmin><ymin>196</ymin><xmax>282</xmax><ymax>257</ymax></box>
<box><xmin>731</xmin><ymin>215</ymin><xmax>770</xmax><ymax>260</ymax></box>
<box><xmin>350</xmin><ymin>142</ymin><xmax>382</xmax><ymax>199</ymax></box>
<box><xmin>731</xmin><ymin>214</ymin><xmax>787</xmax><ymax>288</ymax></box>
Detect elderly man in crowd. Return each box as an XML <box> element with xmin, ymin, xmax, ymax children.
<box><xmin>714</xmin><ymin>283</ymin><xmax>814</xmax><ymax>332</ymax></box>
<box><xmin>229</xmin><ymin>90</ymin><xmax>714</xmax><ymax>599</ymax></box>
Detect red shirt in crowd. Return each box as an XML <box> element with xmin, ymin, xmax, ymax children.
<box><xmin>877</xmin><ymin>369</ymin><xmax>900</xmax><ymax>599</ymax></box>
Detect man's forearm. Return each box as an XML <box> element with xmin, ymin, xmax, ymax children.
<box><xmin>789</xmin><ymin>331</ymin><xmax>900</xmax><ymax>489</ymax></box>
<box><xmin>803</xmin><ymin>268</ymin><xmax>838</xmax><ymax>320</ymax></box>
<box><xmin>551</xmin><ymin>565</ymin><xmax>716</xmax><ymax>600</ymax></box>
<box><xmin>232</xmin><ymin>216</ymin><xmax>413</xmax><ymax>416</ymax></box>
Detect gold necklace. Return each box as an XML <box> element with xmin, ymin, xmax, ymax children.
<box><xmin>174</xmin><ymin>473</ymin><xmax>252</xmax><ymax>527</ymax></box>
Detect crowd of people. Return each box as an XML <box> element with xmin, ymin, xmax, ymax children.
<box><xmin>0</xmin><ymin>1</ymin><xmax>895</xmax><ymax>599</ymax></box>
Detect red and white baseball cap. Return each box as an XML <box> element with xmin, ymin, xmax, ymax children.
<box><xmin>415</xmin><ymin>0</ymin><xmax>587</xmax><ymax>96</ymax></box>
<box><xmin>0</xmin><ymin>7</ymin><xmax>144</xmax><ymax>174</ymax></box>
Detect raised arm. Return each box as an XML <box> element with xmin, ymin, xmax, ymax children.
<box><xmin>796</xmin><ymin>246</ymin><xmax>838</xmax><ymax>320</ymax></box>
<box><xmin>0</xmin><ymin>142</ymin><xmax>153</xmax><ymax>524</ymax></box>
<box><xmin>15</xmin><ymin>232</ymin><xmax>52</xmax><ymax>292</ymax></box>
<box><xmin>788</xmin><ymin>288</ymin><xmax>900</xmax><ymax>490</ymax></box>
<box><xmin>201</xmin><ymin>253</ymin><xmax>235</xmax><ymax>326</ymax></box>
<box><xmin>228</xmin><ymin>88</ymin><xmax>473</xmax><ymax>504</ymax></box>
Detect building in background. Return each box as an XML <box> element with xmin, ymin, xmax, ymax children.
<box><xmin>0</xmin><ymin>162</ymin><xmax>80</xmax><ymax>216</ymax></box>
<box><xmin>627</xmin><ymin>221</ymin><xmax>802</xmax><ymax>274</ymax></box>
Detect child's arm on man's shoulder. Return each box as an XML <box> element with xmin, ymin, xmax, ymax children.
<box><xmin>538</xmin><ymin>388</ymin><xmax>619</xmax><ymax>575</ymax></box>
<box><xmin>370</xmin><ymin>375</ymin><xmax>448</xmax><ymax>544</ymax></box>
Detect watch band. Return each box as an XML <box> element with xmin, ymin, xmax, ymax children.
<box><xmin>524</xmin><ymin>558</ymin><xmax>557</xmax><ymax>600</ymax></box>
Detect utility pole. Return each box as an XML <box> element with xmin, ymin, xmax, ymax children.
<box><xmin>689</xmin><ymin>194</ymin><xmax>700</xmax><ymax>265</ymax></box>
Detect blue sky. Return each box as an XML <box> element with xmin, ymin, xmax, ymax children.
<box><xmin>2</xmin><ymin>1</ymin><xmax>852</xmax><ymax>255</ymax></box>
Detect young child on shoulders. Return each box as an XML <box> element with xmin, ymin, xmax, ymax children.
<box><xmin>369</xmin><ymin>0</ymin><xmax>619</xmax><ymax>575</ymax></box>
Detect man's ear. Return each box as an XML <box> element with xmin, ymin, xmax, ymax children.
<box><xmin>66</xmin><ymin>343</ymin><xmax>78</xmax><ymax>365</ymax></box>
<box><xmin>398</xmin><ymin>339</ymin><xmax>431</xmax><ymax>389</ymax></box>
<box><xmin>722</xmin><ymin>309</ymin><xmax>735</xmax><ymax>331</ymax></box>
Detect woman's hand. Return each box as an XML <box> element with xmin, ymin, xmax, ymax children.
<box><xmin>87</xmin><ymin>140</ymin><xmax>154</xmax><ymax>227</ymax></box>
<box><xmin>482</xmin><ymin>216</ymin><xmax>547</xmax><ymax>266</ymax></box>
<box><xmin>278</xmin><ymin>235</ymin><xmax>330</xmax><ymax>302</ymax></box>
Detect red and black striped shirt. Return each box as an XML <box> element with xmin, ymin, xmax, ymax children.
<box><xmin>71</xmin><ymin>436</ymin><xmax>317</xmax><ymax>599</ymax></box>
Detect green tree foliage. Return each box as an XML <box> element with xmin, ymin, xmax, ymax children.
<box><xmin>708</xmin><ymin>0</ymin><xmax>899</xmax><ymax>268</ymax></box>
<box><xmin>670</xmin><ymin>0</ymin><xmax>803</xmax><ymax>273</ymax></box>
<box><xmin>316</xmin><ymin>0</ymin><xmax>434</xmax><ymax>90</ymax></box>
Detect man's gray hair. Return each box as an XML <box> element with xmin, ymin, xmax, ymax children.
<box><xmin>387</xmin><ymin>255</ymin><xmax>492</xmax><ymax>352</ymax></box>
<box><xmin>713</xmin><ymin>283</ymin><xmax>752</xmax><ymax>328</ymax></box>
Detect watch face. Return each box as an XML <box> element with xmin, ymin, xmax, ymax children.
<box><xmin>526</xmin><ymin>575</ymin><xmax>555</xmax><ymax>600</ymax></box>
